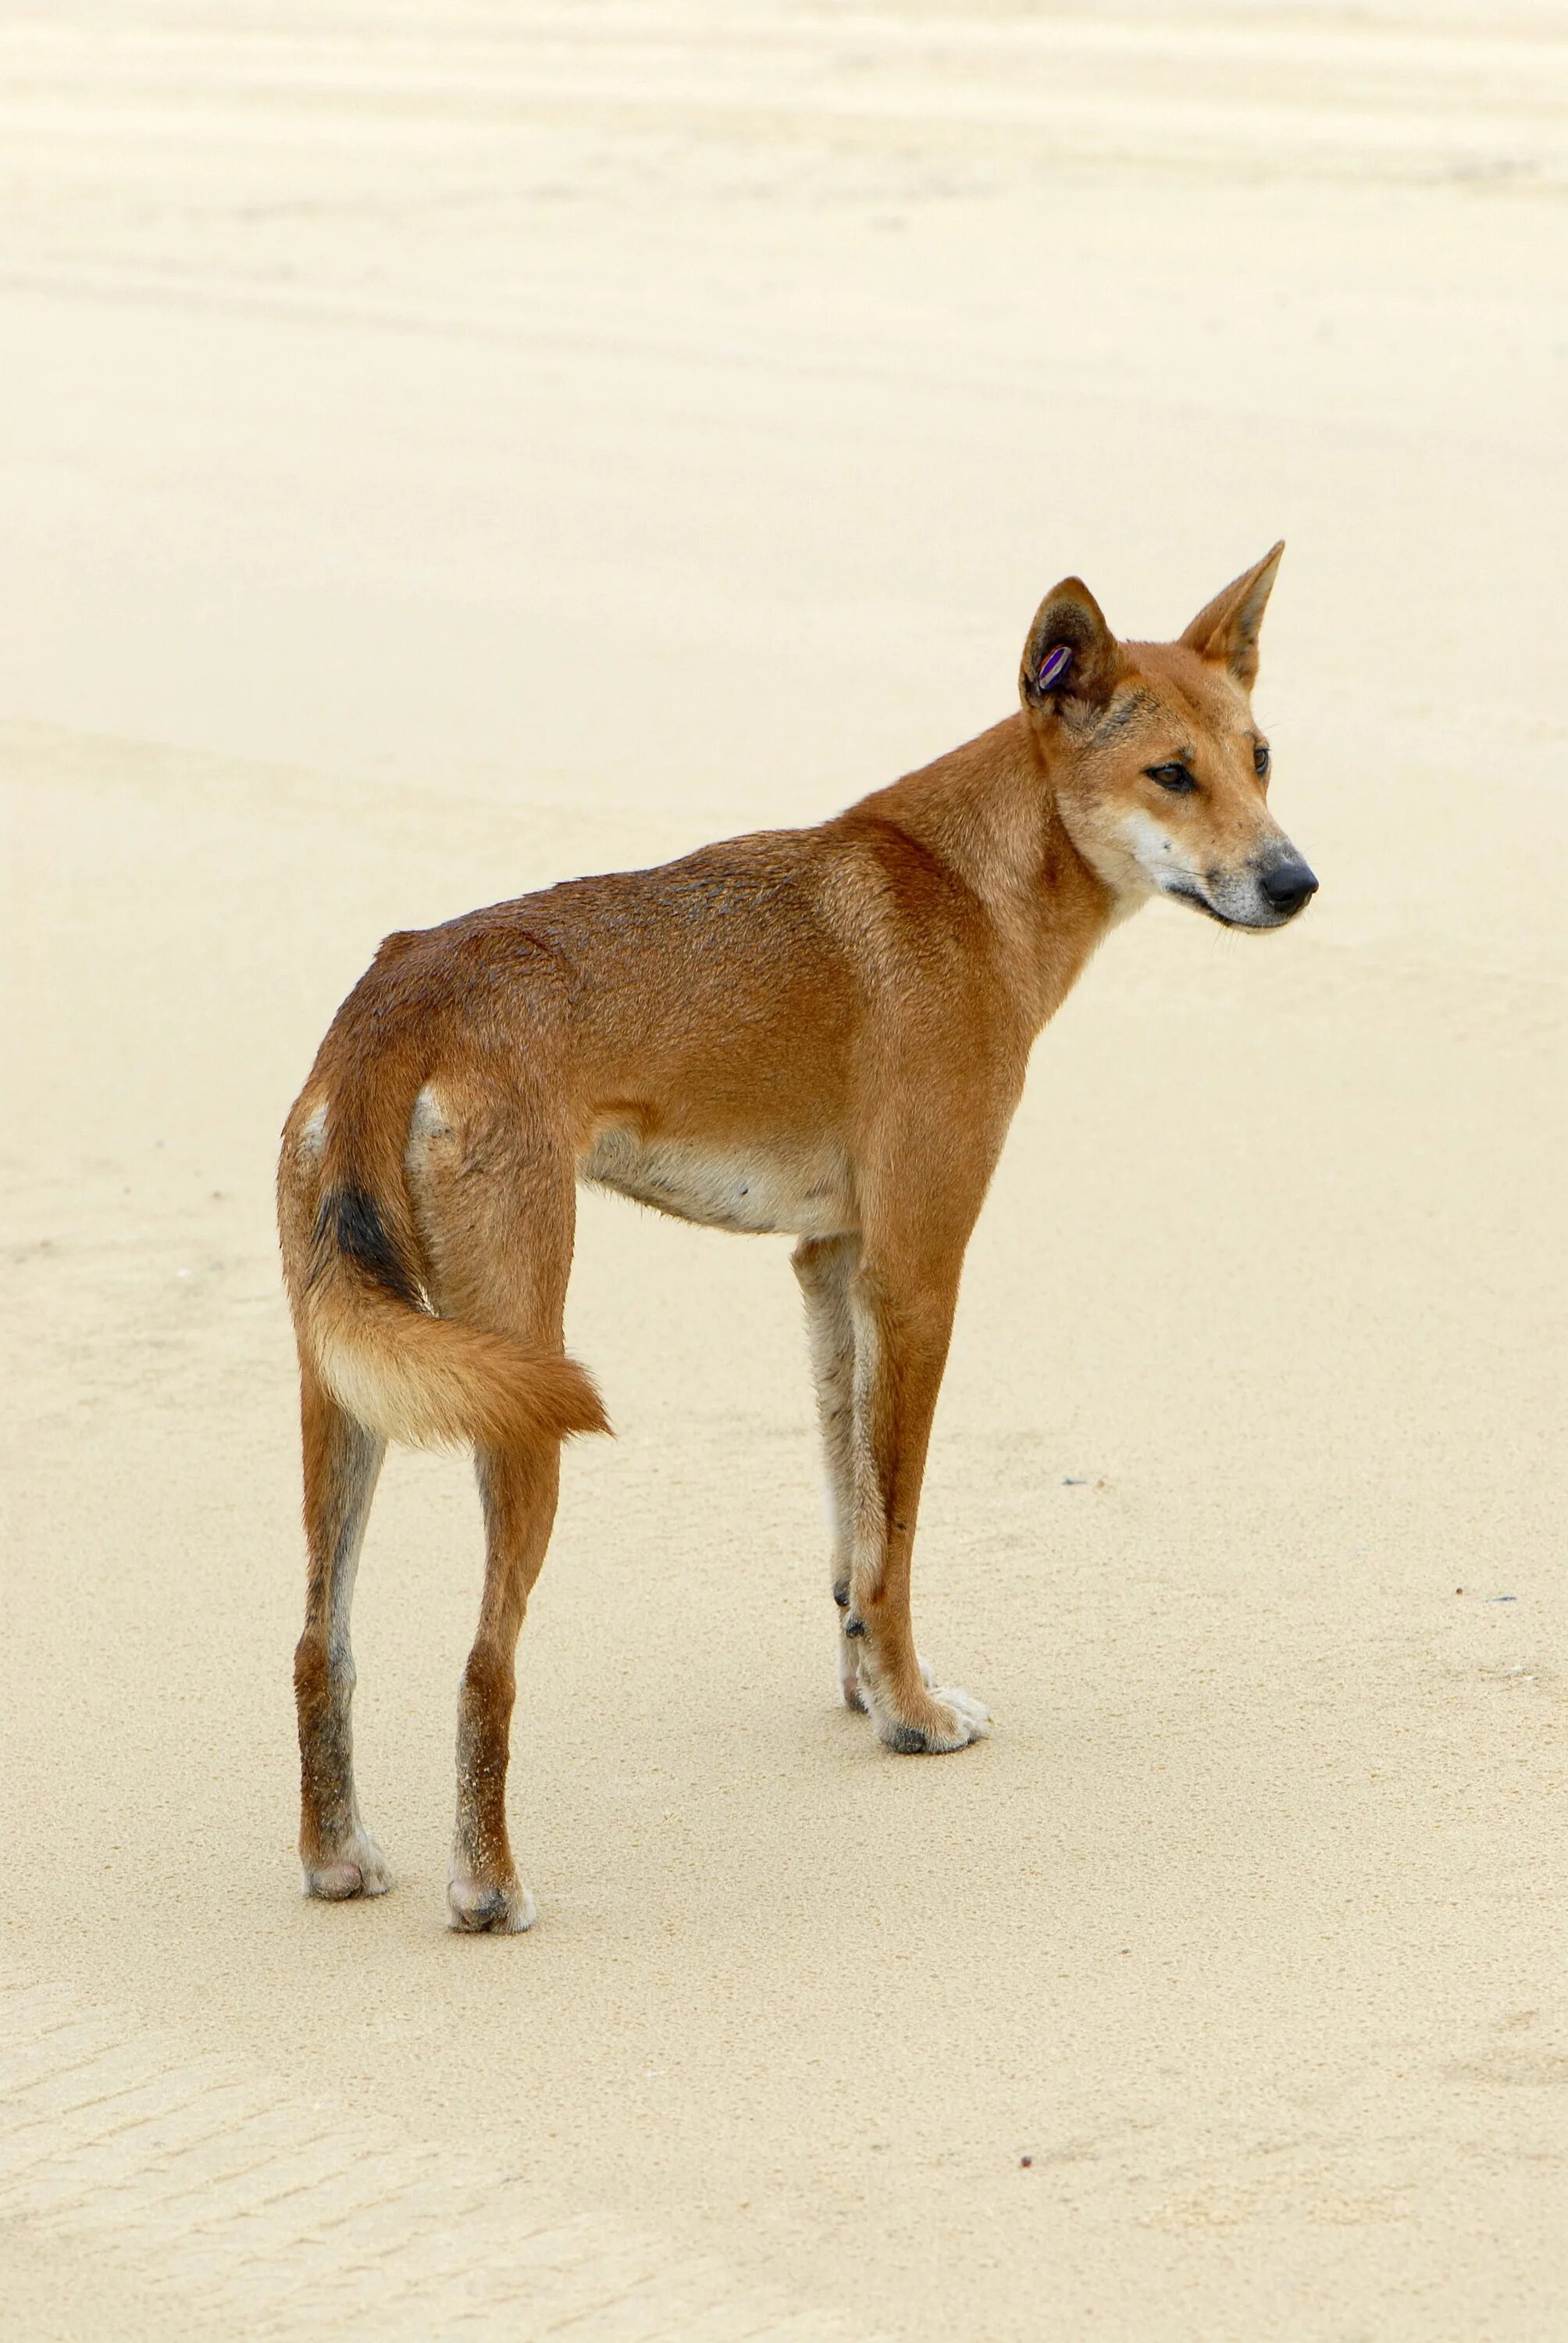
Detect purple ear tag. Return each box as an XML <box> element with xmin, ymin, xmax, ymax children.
<box><xmin>1037</xmin><ymin>644</ymin><xmax>1073</xmax><ymax>691</ymax></box>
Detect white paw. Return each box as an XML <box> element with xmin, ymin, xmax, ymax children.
<box><xmin>447</xmin><ymin>1872</ymin><xmax>536</xmax><ymax>1935</ymax></box>
<box><xmin>935</xmin><ymin>1685</ymin><xmax>992</xmax><ymax>1739</ymax></box>
<box><xmin>302</xmin><ymin>1831</ymin><xmax>391</xmax><ymax>1902</ymax></box>
<box><xmin>877</xmin><ymin>1684</ymin><xmax>991</xmax><ymax>1755</ymax></box>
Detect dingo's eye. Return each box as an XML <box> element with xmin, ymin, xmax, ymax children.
<box><xmin>1146</xmin><ymin>762</ymin><xmax>1196</xmax><ymax>793</ymax></box>
<box><xmin>1253</xmin><ymin>742</ymin><xmax>1271</xmax><ymax>777</ymax></box>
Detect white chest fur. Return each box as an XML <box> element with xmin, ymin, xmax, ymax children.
<box><xmin>579</xmin><ymin>1129</ymin><xmax>853</xmax><ymax>1239</ymax></box>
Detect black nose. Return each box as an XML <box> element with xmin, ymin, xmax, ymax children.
<box><xmin>1259</xmin><ymin>852</ymin><xmax>1318</xmax><ymax>914</ymax></box>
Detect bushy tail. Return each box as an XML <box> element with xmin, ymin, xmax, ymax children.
<box><xmin>304</xmin><ymin>1191</ymin><xmax>608</xmax><ymax>1447</ymax></box>
<box><xmin>284</xmin><ymin>1057</ymin><xmax>608</xmax><ymax>1453</ymax></box>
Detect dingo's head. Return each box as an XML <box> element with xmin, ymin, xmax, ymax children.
<box><xmin>1019</xmin><ymin>544</ymin><xmax>1316</xmax><ymax>929</ymax></box>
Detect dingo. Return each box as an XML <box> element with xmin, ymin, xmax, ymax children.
<box><xmin>279</xmin><ymin>546</ymin><xmax>1315</xmax><ymax>1932</ymax></box>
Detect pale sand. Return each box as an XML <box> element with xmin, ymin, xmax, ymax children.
<box><xmin>2</xmin><ymin>5</ymin><xmax>1566</xmax><ymax>2337</ymax></box>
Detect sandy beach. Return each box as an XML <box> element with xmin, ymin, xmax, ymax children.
<box><xmin>3</xmin><ymin>4</ymin><xmax>1566</xmax><ymax>2337</ymax></box>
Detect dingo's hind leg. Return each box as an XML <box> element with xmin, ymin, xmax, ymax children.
<box><xmin>447</xmin><ymin>1435</ymin><xmax>560</xmax><ymax>1933</ymax></box>
<box><xmin>407</xmin><ymin>1085</ymin><xmax>577</xmax><ymax>1934</ymax></box>
<box><xmin>295</xmin><ymin>1364</ymin><xmax>390</xmax><ymax>1899</ymax></box>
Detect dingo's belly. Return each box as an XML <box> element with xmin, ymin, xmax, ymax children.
<box><xmin>579</xmin><ymin>1129</ymin><xmax>853</xmax><ymax>1238</ymax></box>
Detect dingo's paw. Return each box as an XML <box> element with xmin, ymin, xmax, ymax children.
<box><xmin>302</xmin><ymin>1831</ymin><xmax>390</xmax><ymax>1901</ymax></box>
<box><xmin>876</xmin><ymin>1684</ymin><xmax>990</xmax><ymax>1754</ymax></box>
<box><xmin>447</xmin><ymin>1872</ymin><xmax>536</xmax><ymax>1935</ymax></box>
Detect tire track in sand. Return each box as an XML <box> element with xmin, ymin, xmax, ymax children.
<box><xmin>0</xmin><ymin>1967</ymin><xmax>870</xmax><ymax>2341</ymax></box>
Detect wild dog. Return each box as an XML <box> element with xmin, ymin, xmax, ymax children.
<box><xmin>279</xmin><ymin>546</ymin><xmax>1316</xmax><ymax>1933</ymax></box>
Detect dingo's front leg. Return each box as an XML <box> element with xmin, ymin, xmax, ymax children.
<box><xmin>840</xmin><ymin>1253</ymin><xmax>989</xmax><ymax>1754</ymax></box>
<box><xmin>793</xmin><ymin>1234</ymin><xmax>869</xmax><ymax>1710</ymax></box>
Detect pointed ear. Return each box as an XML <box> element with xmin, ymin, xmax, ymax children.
<box><xmin>1020</xmin><ymin>579</ymin><xmax>1121</xmax><ymax>720</ymax></box>
<box><xmin>1181</xmin><ymin>542</ymin><xmax>1285</xmax><ymax>690</ymax></box>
